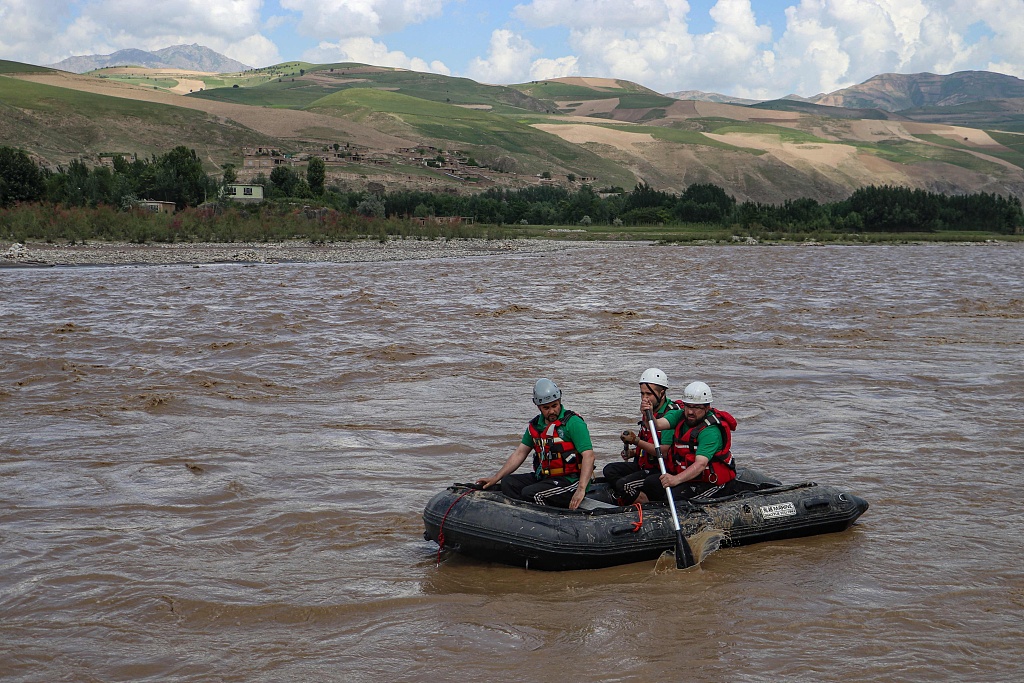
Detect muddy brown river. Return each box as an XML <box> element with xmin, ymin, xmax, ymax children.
<box><xmin>2</xmin><ymin>243</ymin><xmax>1022</xmax><ymax>682</ymax></box>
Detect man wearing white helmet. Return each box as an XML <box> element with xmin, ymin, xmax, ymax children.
<box><xmin>476</xmin><ymin>378</ymin><xmax>596</xmax><ymax>509</ymax></box>
<box><xmin>604</xmin><ymin>368</ymin><xmax>685</xmax><ymax>505</ymax></box>
<box><xmin>640</xmin><ymin>380</ymin><xmax>742</xmax><ymax>502</ymax></box>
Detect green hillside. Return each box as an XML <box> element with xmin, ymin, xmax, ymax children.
<box><xmin>0</xmin><ymin>60</ymin><xmax>53</xmax><ymax>74</ymax></box>
<box><xmin>511</xmin><ymin>79</ymin><xmax>662</xmax><ymax>99</ymax></box>
<box><xmin>749</xmin><ymin>99</ymin><xmax>892</xmax><ymax>120</ymax></box>
<box><xmin>3</xmin><ymin>56</ymin><xmax>1024</xmax><ymax>204</ymax></box>
<box><xmin>898</xmin><ymin>99</ymin><xmax>1024</xmax><ymax>132</ymax></box>
<box><xmin>0</xmin><ymin>75</ymin><xmax>273</xmax><ymax>166</ymax></box>
<box><xmin>305</xmin><ymin>88</ymin><xmax>634</xmax><ymax>185</ymax></box>
<box><xmin>190</xmin><ymin>62</ymin><xmax>553</xmax><ymax>114</ymax></box>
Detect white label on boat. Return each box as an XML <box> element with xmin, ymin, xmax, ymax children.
<box><xmin>760</xmin><ymin>502</ymin><xmax>797</xmax><ymax>519</ymax></box>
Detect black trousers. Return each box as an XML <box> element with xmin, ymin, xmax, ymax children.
<box><xmin>501</xmin><ymin>472</ymin><xmax>579</xmax><ymax>508</ymax></box>
<box><xmin>641</xmin><ymin>474</ymin><xmax>743</xmax><ymax>503</ymax></box>
<box><xmin>602</xmin><ymin>461</ymin><xmax>654</xmax><ymax>504</ymax></box>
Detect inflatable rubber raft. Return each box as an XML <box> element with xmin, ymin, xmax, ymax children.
<box><xmin>423</xmin><ymin>469</ymin><xmax>868</xmax><ymax>571</ymax></box>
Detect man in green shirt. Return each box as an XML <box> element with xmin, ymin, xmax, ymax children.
<box><xmin>605</xmin><ymin>368</ymin><xmax>685</xmax><ymax>504</ymax></box>
<box><xmin>642</xmin><ymin>381</ymin><xmax>741</xmax><ymax>502</ymax></box>
<box><xmin>476</xmin><ymin>378</ymin><xmax>595</xmax><ymax>509</ymax></box>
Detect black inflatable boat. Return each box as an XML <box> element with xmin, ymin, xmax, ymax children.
<box><xmin>423</xmin><ymin>469</ymin><xmax>868</xmax><ymax>570</ymax></box>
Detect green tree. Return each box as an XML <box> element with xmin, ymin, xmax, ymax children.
<box><xmin>0</xmin><ymin>146</ymin><xmax>45</xmax><ymax>207</ymax></box>
<box><xmin>356</xmin><ymin>194</ymin><xmax>386</xmax><ymax>218</ymax></box>
<box><xmin>269</xmin><ymin>165</ymin><xmax>299</xmax><ymax>197</ymax></box>
<box><xmin>222</xmin><ymin>163</ymin><xmax>238</xmax><ymax>186</ymax></box>
<box><xmin>306</xmin><ymin>156</ymin><xmax>326</xmax><ymax>196</ymax></box>
<box><xmin>45</xmin><ymin>158</ymin><xmax>90</xmax><ymax>206</ymax></box>
<box><xmin>143</xmin><ymin>146</ymin><xmax>214</xmax><ymax>208</ymax></box>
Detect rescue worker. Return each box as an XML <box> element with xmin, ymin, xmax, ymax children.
<box><xmin>604</xmin><ymin>368</ymin><xmax>684</xmax><ymax>504</ymax></box>
<box><xmin>476</xmin><ymin>378</ymin><xmax>595</xmax><ymax>509</ymax></box>
<box><xmin>639</xmin><ymin>380</ymin><xmax>741</xmax><ymax>502</ymax></box>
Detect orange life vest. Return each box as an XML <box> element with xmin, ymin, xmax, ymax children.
<box><xmin>669</xmin><ymin>408</ymin><xmax>738</xmax><ymax>483</ymax></box>
<box><xmin>528</xmin><ymin>410</ymin><xmax>583</xmax><ymax>478</ymax></box>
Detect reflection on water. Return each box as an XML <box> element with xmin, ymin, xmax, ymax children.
<box><xmin>2</xmin><ymin>243</ymin><xmax>1023</xmax><ymax>682</ymax></box>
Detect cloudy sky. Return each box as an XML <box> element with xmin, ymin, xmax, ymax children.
<box><xmin>1</xmin><ymin>0</ymin><xmax>1022</xmax><ymax>98</ymax></box>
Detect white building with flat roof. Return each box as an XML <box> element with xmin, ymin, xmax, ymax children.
<box><xmin>223</xmin><ymin>184</ymin><xmax>264</xmax><ymax>203</ymax></box>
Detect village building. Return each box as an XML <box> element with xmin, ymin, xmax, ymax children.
<box><xmin>410</xmin><ymin>216</ymin><xmax>475</xmax><ymax>226</ymax></box>
<box><xmin>97</xmin><ymin>152</ymin><xmax>137</xmax><ymax>167</ymax></box>
<box><xmin>241</xmin><ymin>146</ymin><xmax>297</xmax><ymax>170</ymax></box>
<box><xmin>139</xmin><ymin>200</ymin><xmax>176</xmax><ymax>214</ymax></box>
<box><xmin>223</xmin><ymin>184</ymin><xmax>264</xmax><ymax>203</ymax></box>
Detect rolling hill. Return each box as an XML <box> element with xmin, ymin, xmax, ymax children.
<box><xmin>3</xmin><ymin>57</ymin><xmax>1024</xmax><ymax>203</ymax></box>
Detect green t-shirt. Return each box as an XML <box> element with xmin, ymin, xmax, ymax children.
<box><xmin>691</xmin><ymin>420</ymin><xmax>725</xmax><ymax>461</ymax></box>
<box><xmin>521</xmin><ymin>407</ymin><xmax>593</xmax><ymax>452</ymax></box>
<box><xmin>656</xmin><ymin>396</ymin><xmax>685</xmax><ymax>446</ymax></box>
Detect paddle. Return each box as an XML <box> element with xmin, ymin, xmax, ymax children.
<box><xmin>644</xmin><ymin>408</ymin><xmax>696</xmax><ymax>569</ymax></box>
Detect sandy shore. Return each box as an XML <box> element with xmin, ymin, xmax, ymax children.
<box><xmin>1</xmin><ymin>238</ymin><xmax>626</xmax><ymax>267</ymax></box>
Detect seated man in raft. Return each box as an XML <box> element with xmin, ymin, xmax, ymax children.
<box><xmin>635</xmin><ymin>381</ymin><xmax>743</xmax><ymax>502</ymax></box>
<box><xmin>476</xmin><ymin>378</ymin><xmax>595</xmax><ymax>510</ymax></box>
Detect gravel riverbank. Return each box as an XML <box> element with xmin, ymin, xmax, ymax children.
<box><xmin>1</xmin><ymin>238</ymin><xmax>629</xmax><ymax>267</ymax></box>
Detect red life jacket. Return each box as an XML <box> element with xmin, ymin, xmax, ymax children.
<box><xmin>635</xmin><ymin>399</ymin><xmax>683</xmax><ymax>470</ymax></box>
<box><xmin>528</xmin><ymin>409</ymin><xmax>583</xmax><ymax>478</ymax></box>
<box><xmin>669</xmin><ymin>408</ymin><xmax>738</xmax><ymax>483</ymax></box>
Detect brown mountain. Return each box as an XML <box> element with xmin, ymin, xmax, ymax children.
<box><xmin>47</xmin><ymin>44</ymin><xmax>251</xmax><ymax>74</ymax></box>
<box><xmin>813</xmin><ymin>70</ymin><xmax>1024</xmax><ymax>112</ymax></box>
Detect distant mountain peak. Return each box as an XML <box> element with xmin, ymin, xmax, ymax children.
<box><xmin>813</xmin><ymin>70</ymin><xmax>1024</xmax><ymax>111</ymax></box>
<box><xmin>46</xmin><ymin>44</ymin><xmax>252</xmax><ymax>74</ymax></box>
<box><xmin>664</xmin><ymin>89</ymin><xmax>762</xmax><ymax>105</ymax></box>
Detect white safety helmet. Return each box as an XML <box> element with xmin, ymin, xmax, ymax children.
<box><xmin>682</xmin><ymin>381</ymin><xmax>713</xmax><ymax>405</ymax></box>
<box><xmin>639</xmin><ymin>368</ymin><xmax>668</xmax><ymax>388</ymax></box>
<box><xmin>532</xmin><ymin>378</ymin><xmax>562</xmax><ymax>406</ymax></box>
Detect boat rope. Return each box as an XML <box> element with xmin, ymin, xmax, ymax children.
<box><xmin>630</xmin><ymin>502</ymin><xmax>644</xmax><ymax>532</ymax></box>
<box><xmin>436</xmin><ymin>488</ymin><xmax>476</xmax><ymax>566</ymax></box>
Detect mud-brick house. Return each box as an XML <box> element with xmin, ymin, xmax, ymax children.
<box><xmin>98</xmin><ymin>152</ymin><xmax>137</xmax><ymax>167</ymax></box>
<box><xmin>410</xmin><ymin>216</ymin><xmax>475</xmax><ymax>226</ymax></box>
<box><xmin>139</xmin><ymin>200</ymin><xmax>176</xmax><ymax>214</ymax></box>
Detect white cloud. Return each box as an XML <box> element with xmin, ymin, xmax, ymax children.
<box><xmin>756</xmin><ymin>1</ymin><xmax>1023</xmax><ymax>96</ymax></box>
<box><xmin>514</xmin><ymin>0</ymin><xmax>687</xmax><ymax>30</ymax></box>
<box><xmin>514</xmin><ymin>0</ymin><xmax>772</xmax><ymax>93</ymax></box>
<box><xmin>950</xmin><ymin>0</ymin><xmax>1024</xmax><ymax>77</ymax></box>
<box><xmin>0</xmin><ymin>1</ymin><xmax>76</xmax><ymax>65</ymax></box>
<box><xmin>530</xmin><ymin>55</ymin><xmax>579</xmax><ymax>81</ymax></box>
<box><xmin>0</xmin><ymin>0</ymin><xmax>276</xmax><ymax>67</ymax></box>
<box><xmin>304</xmin><ymin>36</ymin><xmax>451</xmax><ymax>75</ymax></box>
<box><xmin>509</xmin><ymin>0</ymin><xmax>1024</xmax><ymax>98</ymax></box>
<box><xmin>225</xmin><ymin>35</ymin><xmax>282</xmax><ymax>69</ymax></box>
<box><xmin>281</xmin><ymin>0</ymin><xmax>449</xmax><ymax>40</ymax></box>
<box><xmin>769</xmin><ymin>5</ymin><xmax>850</xmax><ymax>96</ymax></box>
<box><xmin>3</xmin><ymin>0</ymin><xmax>1024</xmax><ymax>98</ymax></box>
<box><xmin>81</xmin><ymin>0</ymin><xmax>265</xmax><ymax>46</ymax></box>
<box><xmin>466</xmin><ymin>29</ymin><xmax>540</xmax><ymax>84</ymax></box>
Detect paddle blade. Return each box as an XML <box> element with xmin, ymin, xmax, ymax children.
<box><xmin>675</xmin><ymin>530</ymin><xmax>695</xmax><ymax>569</ymax></box>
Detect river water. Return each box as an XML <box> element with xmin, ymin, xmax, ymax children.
<box><xmin>2</xmin><ymin>242</ymin><xmax>1022</xmax><ymax>682</ymax></box>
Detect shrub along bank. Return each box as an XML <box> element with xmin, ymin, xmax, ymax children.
<box><xmin>1</xmin><ymin>145</ymin><xmax>1022</xmax><ymax>242</ymax></box>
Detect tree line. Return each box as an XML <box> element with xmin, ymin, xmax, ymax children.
<box><xmin>2</xmin><ymin>145</ymin><xmax>1021</xmax><ymax>235</ymax></box>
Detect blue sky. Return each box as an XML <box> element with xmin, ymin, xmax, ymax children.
<box><xmin>1</xmin><ymin>1</ymin><xmax>1020</xmax><ymax>99</ymax></box>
